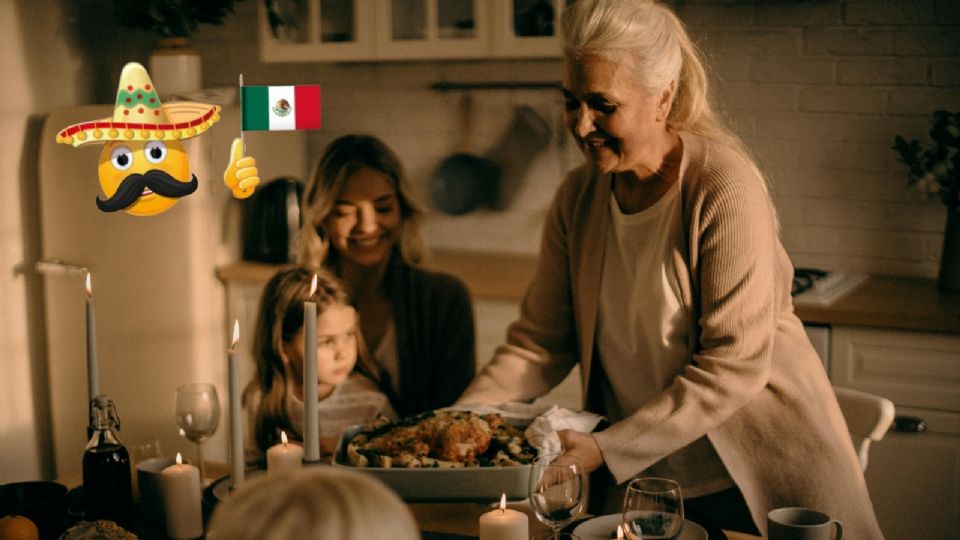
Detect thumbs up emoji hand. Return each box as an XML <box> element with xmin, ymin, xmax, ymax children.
<box><xmin>223</xmin><ymin>138</ymin><xmax>260</xmax><ymax>199</ymax></box>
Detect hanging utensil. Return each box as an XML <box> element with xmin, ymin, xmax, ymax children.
<box><xmin>484</xmin><ymin>104</ymin><xmax>552</xmax><ymax>210</ymax></box>
<box><xmin>430</xmin><ymin>94</ymin><xmax>501</xmax><ymax>215</ymax></box>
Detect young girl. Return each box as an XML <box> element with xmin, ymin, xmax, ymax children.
<box><xmin>243</xmin><ymin>266</ymin><xmax>395</xmax><ymax>466</ymax></box>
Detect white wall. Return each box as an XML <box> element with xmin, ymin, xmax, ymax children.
<box><xmin>0</xmin><ymin>1</ymin><xmax>92</xmax><ymax>483</ymax></box>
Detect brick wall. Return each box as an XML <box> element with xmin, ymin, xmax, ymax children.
<box><xmin>193</xmin><ymin>0</ymin><xmax>960</xmax><ymax>278</ymax></box>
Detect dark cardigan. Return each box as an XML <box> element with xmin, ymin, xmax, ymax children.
<box><xmin>385</xmin><ymin>252</ymin><xmax>477</xmax><ymax>417</ymax></box>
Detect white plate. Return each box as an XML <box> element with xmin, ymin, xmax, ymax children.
<box><xmin>572</xmin><ymin>513</ymin><xmax>707</xmax><ymax>540</ymax></box>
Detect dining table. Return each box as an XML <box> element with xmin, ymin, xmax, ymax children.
<box><xmin>60</xmin><ymin>462</ymin><xmax>551</xmax><ymax>540</ymax></box>
<box><xmin>59</xmin><ymin>462</ymin><xmax>765</xmax><ymax>540</ymax></box>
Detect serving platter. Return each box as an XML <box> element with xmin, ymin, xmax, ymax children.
<box><xmin>332</xmin><ymin>424</ymin><xmax>532</xmax><ymax>503</ymax></box>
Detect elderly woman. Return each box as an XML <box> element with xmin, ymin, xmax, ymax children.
<box><xmin>300</xmin><ymin>134</ymin><xmax>476</xmax><ymax>417</ymax></box>
<box><xmin>456</xmin><ymin>1</ymin><xmax>883</xmax><ymax>538</ymax></box>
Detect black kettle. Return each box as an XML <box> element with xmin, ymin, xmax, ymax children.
<box><xmin>241</xmin><ymin>177</ymin><xmax>304</xmax><ymax>264</ymax></box>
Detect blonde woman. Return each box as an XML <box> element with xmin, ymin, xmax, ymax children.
<box><xmin>207</xmin><ymin>467</ymin><xmax>420</xmax><ymax>540</ymax></box>
<box><xmin>300</xmin><ymin>134</ymin><xmax>476</xmax><ymax>417</ymax></box>
<box><xmin>456</xmin><ymin>1</ymin><xmax>883</xmax><ymax>538</ymax></box>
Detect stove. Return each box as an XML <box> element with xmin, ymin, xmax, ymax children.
<box><xmin>792</xmin><ymin>268</ymin><xmax>868</xmax><ymax>306</ymax></box>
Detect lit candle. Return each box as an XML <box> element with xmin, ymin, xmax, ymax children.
<box><xmin>84</xmin><ymin>272</ymin><xmax>100</xmax><ymax>402</ymax></box>
<box><xmin>160</xmin><ymin>452</ymin><xmax>203</xmax><ymax>540</ymax></box>
<box><xmin>228</xmin><ymin>320</ymin><xmax>244</xmax><ymax>488</ymax></box>
<box><xmin>303</xmin><ymin>274</ymin><xmax>320</xmax><ymax>462</ymax></box>
<box><xmin>267</xmin><ymin>430</ymin><xmax>304</xmax><ymax>474</ymax></box>
<box><xmin>479</xmin><ymin>494</ymin><xmax>528</xmax><ymax>540</ymax></box>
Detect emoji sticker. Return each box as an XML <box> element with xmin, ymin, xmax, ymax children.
<box><xmin>55</xmin><ymin>62</ymin><xmax>237</xmax><ymax>216</ymax></box>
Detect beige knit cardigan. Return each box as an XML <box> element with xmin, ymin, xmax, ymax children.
<box><xmin>458</xmin><ymin>132</ymin><xmax>883</xmax><ymax>538</ymax></box>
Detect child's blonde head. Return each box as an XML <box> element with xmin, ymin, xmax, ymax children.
<box><xmin>207</xmin><ymin>467</ymin><xmax>420</xmax><ymax>540</ymax></box>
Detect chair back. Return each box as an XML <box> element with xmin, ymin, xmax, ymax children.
<box><xmin>833</xmin><ymin>386</ymin><xmax>895</xmax><ymax>471</ymax></box>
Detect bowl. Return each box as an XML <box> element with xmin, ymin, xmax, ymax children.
<box><xmin>0</xmin><ymin>481</ymin><xmax>69</xmax><ymax>540</ymax></box>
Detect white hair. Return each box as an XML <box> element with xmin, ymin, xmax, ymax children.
<box><xmin>561</xmin><ymin>0</ymin><xmax>778</xmax><ymax>227</ymax></box>
<box><xmin>561</xmin><ymin>0</ymin><xmax>735</xmax><ymax>149</ymax></box>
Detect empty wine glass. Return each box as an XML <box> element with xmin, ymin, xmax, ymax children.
<box><xmin>528</xmin><ymin>454</ymin><xmax>585</xmax><ymax>540</ymax></box>
<box><xmin>622</xmin><ymin>477</ymin><xmax>684</xmax><ymax>540</ymax></box>
<box><xmin>174</xmin><ymin>382</ymin><xmax>220</xmax><ymax>482</ymax></box>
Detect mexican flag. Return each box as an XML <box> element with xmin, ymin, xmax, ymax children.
<box><xmin>241</xmin><ymin>85</ymin><xmax>322</xmax><ymax>131</ymax></box>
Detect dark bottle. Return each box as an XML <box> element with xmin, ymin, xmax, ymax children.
<box><xmin>82</xmin><ymin>394</ymin><xmax>134</xmax><ymax>529</ymax></box>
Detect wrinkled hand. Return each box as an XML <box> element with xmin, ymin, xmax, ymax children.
<box><xmin>223</xmin><ymin>138</ymin><xmax>260</xmax><ymax>199</ymax></box>
<box><xmin>557</xmin><ymin>429</ymin><xmax>604</xmax><ymax>474</ymax></box>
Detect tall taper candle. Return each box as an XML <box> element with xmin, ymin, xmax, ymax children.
<box><xmin>84</xmin><ymin>272</ymin><xmax>100</xmax><ymax>403</ymax></box>
<box><xmin>303</xmin><ymin>274</ymin><xmax>320</xmax><ymax>462</ymax></box>
<box><xmin>228</xmin><ymin>320</ymin><xmax>244</xmax><ymax>488</ymax></box>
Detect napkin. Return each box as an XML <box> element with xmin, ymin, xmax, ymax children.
<box><xmin>523</xmin><ymin>405</ymin><xmax>604</xmax><ymax>456</ymax></box>
<box><xmin>450</xmin><ymin>402</ymin><xmax>605</xmax><ymax>455</ymax></box>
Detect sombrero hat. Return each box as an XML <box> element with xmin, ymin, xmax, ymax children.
<box><xmin>56</xmin><ymin>62</ymin><xmax>220</xmax><ymax>147</ymax></box>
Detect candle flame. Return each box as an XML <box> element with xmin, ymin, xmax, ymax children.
<box><xmin>499</xmin><ymin>493</ymin><xmax>506</xmax><ymax>511</ymax></box>
<box><xmin>616</xmin><ymin>524</ymin><xmax>624</xmax><ymax>539</ymax></box>
<box><xmin>176</xmin><ymin>452</ymin><xmax>183</xmax><ymax>466</ymax></box>
<box><xmin>231</xmin><ymin>319</ymin><xmax>240</xmax><ymax>348</ymax></box>
<box><xmin>281</xmin><ymin>430</ymin><xmax>288</xmax><ymax>444</ymax></box>
<box><xmin>310</xmin><ymin>273</ymin><xmax>318</xmax><ymax>296</ymax></box>
<box><xmin>84</xmin><ymin>272</ymin><xmax>92</xmax><ymax>297</ymax></box>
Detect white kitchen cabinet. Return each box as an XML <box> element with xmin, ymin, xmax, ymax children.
<box><xmin>830</xmin><ymin>326</ymin><xmax>960</xmax><ymax>540</ymax></box>
<box><xmin>260</xmin><ymin>0</ymin><xmax>376</xmax><ymax>62</ymax></box>
<box><xmin>259</xmin><ymin>0</ymin><xmax>571</xmax><ymax>62</ymax></box>
<box><xmin>374</xmin><ymin>0</ymin><xmax>491</xmax><ymax>60</ymax></box>
<box><xmin>490</xmin><ymin>0</ymin><xmax>573</xmax><ymax>58</ymax></box>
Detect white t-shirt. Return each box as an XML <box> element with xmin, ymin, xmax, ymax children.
<box><xmin>597</xmin><ymin>179</ymin><xmax>733</xmax><ymax>498</ymax></box>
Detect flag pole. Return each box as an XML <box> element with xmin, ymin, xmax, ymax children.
<box><xmin>238</xmin><ymin>73</ymin><xmax>245</xmax><ymax>148</ymax></box>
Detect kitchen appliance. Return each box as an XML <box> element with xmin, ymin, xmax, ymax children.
<box><xmin>792</xmin><ymin>268</ymin><xmax>868</xmax><ymax>306</ymax></box>
<box><xmin>241</xmin><ymin>176</ymin><xmax>304</xmax><ymax>264</ymax></box>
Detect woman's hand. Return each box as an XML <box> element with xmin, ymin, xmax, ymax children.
<box><xmin>557</xmin><ymin>429</ymin><xmax>604</xmax><ymax>473</ymax></box>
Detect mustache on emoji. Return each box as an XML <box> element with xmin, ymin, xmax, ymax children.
<box><xmin>96</xmin><ymin>169</ymin><xmax>198</xmax><ymax>212</ymax></box>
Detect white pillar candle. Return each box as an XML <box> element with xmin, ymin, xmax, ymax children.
<box><xmin>267</xmin><ymin>431</ymin><xmax>304</xmax><ymax>474</ymax></box>
<box><xmin>228</xmin><ymin>320</ymin><xmax>244</xmax><ymax>488</ymax></box>
<box><xmin>84</xmin><ymin>272</ymin><xmax>100</xmax><ymax>402</ymax></box>
<box><xmin>303</xmin><ymin>274</ymin><xmax>320</xmax><ymax>462</ymax></box>
<box><xmin>479</xmin><ymin>494</ymin><xmax>528</xmax><ymax>540</ymax></box>
<box><xmin>161</xmin><ymin>453</ymin><xmax>203</xmax><ymax>540</ymax></box>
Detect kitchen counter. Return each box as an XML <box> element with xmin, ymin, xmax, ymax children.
<box><xmin>216</xmin><ymin>252</ymin><xmax>960</xmax><ymax>334</ymax></box>
<box><xmin>793</xmin><ymin>275</ymin><xmax>960</xmax><ymax>334</ymax></box>
<box><xmin>214</xmin><ymin>250</ymin><xmax>537</xmax><ymax>301</ymax></box>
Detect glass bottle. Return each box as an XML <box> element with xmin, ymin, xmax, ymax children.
<box><xmin>82</xmin><ymin>394</ymin><xmax>134</xmax><ymax>528</ymax></box>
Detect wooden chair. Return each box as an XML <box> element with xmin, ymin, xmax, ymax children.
<box><xmin>833</xmin><ymin>386</ymin><xmax>895</xmax><ymax>472</ymax></box>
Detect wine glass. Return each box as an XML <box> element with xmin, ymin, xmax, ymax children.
<box><xmin>174</xmin><ymin>382</ymin><xmax>220</xmax><ymax>482</ymax></box>
<box><xmin>528</xmin><ymin>454</ymin><xmax>585</xmax><ymax>540</ymax></box>
<box><xmin>622</xmin><ymin>477</ymin><xmax>684</xmax><ymax>540</ymax></box>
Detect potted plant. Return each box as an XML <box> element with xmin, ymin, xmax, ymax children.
<box><xmin>894</xmin><ymin>110</ymin><xmax>960</xmax><ymax>290</ymax></box>
<box><xmin>112</xmin><ymin>0</ymin><xmax>241</xmax><ymax>95</ymax></box>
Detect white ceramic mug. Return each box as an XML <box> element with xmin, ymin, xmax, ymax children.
<box><xmin>768</xmin><ymin>507</ymin><xmax>842</xmax><ymax>540</ymax></box>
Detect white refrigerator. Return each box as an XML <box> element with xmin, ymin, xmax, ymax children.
<box><xmin>36</xmin><ymin>103</ymin><xmax>305</xmax><ymax>480</ymax></box>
